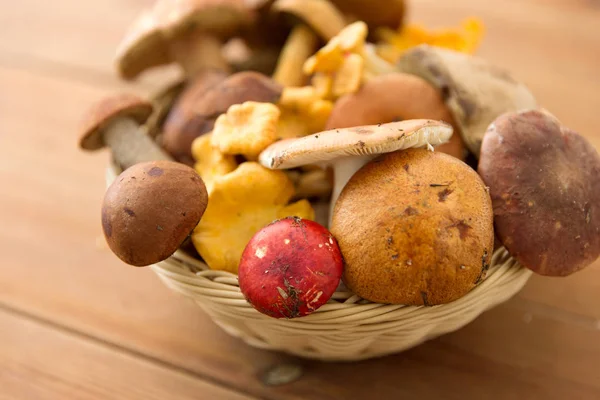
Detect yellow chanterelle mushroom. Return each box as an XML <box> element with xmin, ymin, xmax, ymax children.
<box><xmin>211</xmin><ymin>101</ymin><xmax>281</xmax><ymax>160</ymax></box>
<box><xmin>190</xmin><ymin>133</ymin><xmax>237</xmax><ymax>193</ymax></box>
<box><xmin>192</xmin><ymin>162</ymin><xmax>315</xmax><ymax>273</ymax></box>
<box><xmin>303</xmin><ymin>21</ymin><xmax>395</xmax><ymax>99</ymax></box>
<box><xmin>276</xmin><ymin>86</ymin><xmax>333</xmax><ymax>140</ymax></box>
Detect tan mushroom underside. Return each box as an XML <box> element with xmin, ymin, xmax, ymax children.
<box><xmin>259</xmin><ymin>119</ymin><xmax>453</xmax><ymax>169</ymax></box>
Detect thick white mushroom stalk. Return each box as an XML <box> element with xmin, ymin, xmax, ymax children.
<box><xmin>258</xmin><ymin>120</ymin><xmax>454</xmax><ymax>227</ymax></box>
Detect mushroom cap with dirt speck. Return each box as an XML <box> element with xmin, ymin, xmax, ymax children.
<box><xmin>79</xmin><ymin>93</ymin><xmax>153</xmax><ymax>151</ymax></box>
<box><xmin>115</xmin><ymin>0</ymin><xmax>254</xmax><ymax>80</ymax></box>
<box><xmin>325</xmin><ymin>72</ymin><xmax>465</xmax><ymax>159</ymax></box>
<box><xmin>101</xmin><ymin>160</ymin><xmax>208</xmax><ymax>267</ymax></box>
<box><xmin>478</xmin><ymin>109</ymin><xmax>600</xmax><ymax>276</ymax></box>
<box><xmin>331</xmin><ymin>148</ymin><xmax>494</xmax><ymax>305</ymax></box>
<box><xmin>259</xmin><ymin>119</ymin><xmax>453</xmax><ymax>169</ymax></box>
<box><xmin>397</xmin><ymin>45</ymin><xmax>537</xmax><ymax>157</ymax></box>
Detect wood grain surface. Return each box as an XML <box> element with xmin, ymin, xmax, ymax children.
<box><xmin>0</xmin><ymin>0</ymin><xmax>599</xmax><ymax>399</ymax></box>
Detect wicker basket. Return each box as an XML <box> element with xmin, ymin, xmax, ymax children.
<box><xmin>106</xmin><ymin>164</ymin><xmax>532</xmax><ymax>361</ymax></box>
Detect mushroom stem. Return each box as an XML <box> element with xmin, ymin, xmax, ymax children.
<box><xmin>360</xmin><ymin>43</ymin><xmax>396</xmax><ymax>81</ymax></box>
<box><xmin>329</xmin><ymin>155</ymin><xmax>374</xmax><ymax>225</ymax></box>
<box><xmin>169</xmin><ymin>32</ymin><xmax>231</xmax><ymax>77</ymax></box>
<box><xmin>273</xmin><ymin>25</ymin><xmax>319</xmax><ymax>87</ymax></box>
<box><xmin>104</xmin><ymin>118</ymin><xmax>172</xmax><ymax>169</ymax></box>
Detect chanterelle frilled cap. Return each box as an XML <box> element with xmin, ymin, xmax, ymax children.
<box><xmin>79</xmin><ymin>93</ymin><xmax>153</xmax><ymax>151</ymax></box>
<box><xmin>259</xmin><ymin>119</ymin><xmax>453</xmax><ymax>169</ymax></box>
<box><xmin>116</xmin><ymin>0</ymin><xmax>254</xmax><ymax>79</ymax></box>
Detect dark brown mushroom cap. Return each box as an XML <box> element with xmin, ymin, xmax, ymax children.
<box><xmin>101</xmin><ymin>160</ymin><xmax>208</xmax><ymax>267</ymax></box>
<box><xmin>325</xmin><ymin>73</ymin><xmax>465</xmax><ymax>159</ymax></box>
<box><xmin>79</xmin><ymin>94</ymin><xmax>153</xmax><ymax>151</ymax></box>
<box><xmin>331</xmin><ymin>148</ymin><xmax>494</xmax><ymax>305</ymax></box>
<box><xmin>162</xmin><ymin>71</ymin><xmax>283</xmax><ymax>164</ymax></box>
<box><xmin>478</xmin><ymin>110</ymin><xmax>600</xmax><ymax>276</ymax></box>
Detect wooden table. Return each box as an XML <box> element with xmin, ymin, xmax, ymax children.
<box><xmin>1</xmin><ymin>0</ymin><xmax>599</xmax><ymax>398</ymax></box>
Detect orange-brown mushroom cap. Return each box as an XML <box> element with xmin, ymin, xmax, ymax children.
<box><xmin>332</xmin><ymin>148</ymin><xmax>494</xmax><ymax>305</ymax></box>
<box><xmin>325</xmin><ymin>73</ymin><xmax>465</xmax><ymax>159</ymax></box>
<box><xmin>101</xmin><ymin>160</ymin><xmax>208</xmax><ymax>267</ymax></box>
<box><xmin>79</xmin><ymin>93</ymin><xmax>153</xmax><ymax>151</ymax></box>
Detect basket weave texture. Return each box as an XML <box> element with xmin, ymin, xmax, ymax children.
<box><xmin>106</xmin><ymin>165</ymin><xmax>532</xmax><ymax>361</ymax></box>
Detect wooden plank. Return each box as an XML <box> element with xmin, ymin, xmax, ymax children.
<box><xmin>0</xmin><ymin>64</ymin><xmax>599</xmax><ymax>398</ymax></box>
<box><xmin>0</xmin><ymin>307</ymin><xmax>254</xmax><ymax>400</ymax></box>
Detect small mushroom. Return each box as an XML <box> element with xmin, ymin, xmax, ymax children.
<box><xmin>397</xmin><ymin>44</ymin><xmax>537</xmax><ymax>157</ymax></box>
<box><xmin>115</xmin><ymin>0</ymin><xmax>254</xmax><ymax>80</ymax></box>
<box><xmin>162</xmin><ymin>71</ymin><xmax>283</xmax><ymax>164</ymax></box>
<box><xmin>325</xmin><ymin>72</ymin><xmax>466</xmax><ymax>159</ymax></box>
<box><xmin>329</xmin><ymin>0</ymin><xmax>406</xmax><ymax>31</ymax></box>
<box><xmin>239</xmin><ymin>217</ymin><xmax>343</xmax><ymax>318</ymax></box>
<box><xmin>259</xmin><ymin>119</ymin><xmax>453</xmax><ymax>223</ymax></box>
<box><xmin>272</xmin><ymin>0</ymin><xmax>347</xmax><ymax>41</ymax></box>
<box><xmin>331</xmin><ymin>148</ymin><xmax>494</xmax><ymax>305</ymax></box>
<box><xmin>478</xmin><ymin>110</ymin><xmax>600</xmax><ymax>276</ymax></box>
<box><xmin>101</xmin><ymin>161</ymin><xmax>208</xmax><ymax>267</ymax></box>
<box><xmin>79</xmin><ymin>93</ymin><xmax>172</xmax><ymax>170</ymax></box>
<box><xmin>191</xmin><ymin>162</ymin><xmax>314</xmax><ymax>273</ymax></box>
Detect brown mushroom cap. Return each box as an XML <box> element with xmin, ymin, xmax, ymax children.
<box><xmin>397</xmin><ymin>45</ymin><xmax>537</xmax><ymax>157</ymax></box>
<box><xmin>331</xmin><ymin>148</ymin><xmax>494</xmax><ymax>305</ymax></box>
<box><xmin>79</xmin><ymin>94</ymin><xmax>153</xmax><ymax>151</ymax></box>
<box><xmin>478</xmin><ymin>110</ymin><xmax>600</xmax><ymax>276</ymax></box>
<box><xmin>162</xmin><ymin>71</ymin><xmax>283</xmax><ymax>164</ymax></box>
<box><xmin>101</xmin><ymin>160</ymin><xmax>208</xmax><ymax>267</ymax></box>
<box><xmin>329</xmin><ymin>0</ymin><xmax>405</xmax><ymax>30</ymax></box>
<box><xmin>116</xmin><ymin>0</ymin><xmax>254</xmax><ymax>79</ymax></box>
<box><xmin>325</xmin><ymin>72</ymin><xmax>465</xmax><ymax>159</ymax></box>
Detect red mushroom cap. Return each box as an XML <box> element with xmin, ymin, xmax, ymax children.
<box><xmin>238</xmin><ymin>217</ymin><xmax>343</xmax><ymax>319</ymax></box>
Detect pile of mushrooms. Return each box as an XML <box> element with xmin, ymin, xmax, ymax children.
<box><xmin>79</xmin><ymin>0</ymin><xmax>599</xmax><ymax>319</ymax></box>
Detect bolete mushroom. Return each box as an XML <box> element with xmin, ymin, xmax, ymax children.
<box><xmin>239</xmin><ymin>217</ymin><xmax>343</xmax><ymax>318</ymax></box>
<box><xmin>259</xmin><ymin>119</ymin><xmax>453</xmax><ymax>223</ymax></box>
<box><xmin>478</xmin><ymin>110</ymin><xmax>600</xmax><ymax>276</ymax></box>
<box><xmin>162</xmin><ymin>71</ymin><xmax>283</xmax><ymax>164</ymax></box>
<box><xmin>79</xmin><ymin>93</ymin><xmax>172</xmax><ymax>170</ymax></box>
<box><xmin>325</xmin><ymin>72</ymin><xmax>465</xmax><ymax>159</ymax></box>
<box><xmin>191</xmin><ymin>162</ymin><xmax>314</xmax><ymax>273</ymax></box>
<box><xmin>331</xmin><ymin>148</ymin><xmax>495</xmax><ymax>305</ymax></box>
<box><xmin>101</xmin><ymin>161</ymin><xmax>208</xmax><ymax>267</ymax></box>
<box><xmin>397</xmin><ymin>44</ymin><xmax>537</xmax><ymax>157</ymax></box>
<box><xmin>329</xmin><ymin>0</ymin><xmax>406</xmax><ymax>31</ymax></box>
<box><xmin>115</xmin><ymin>0</ymin><xmax>254</xmax><ymax>80</ymax></box>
